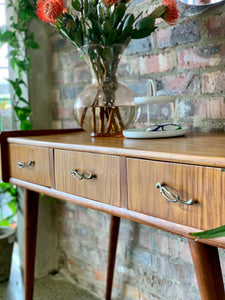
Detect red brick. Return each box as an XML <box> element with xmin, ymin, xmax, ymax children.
<box><xmin>94</xmin><ymin>269</ymin><xmax>106</xmax><ymax>281</ymax></box>
<box><xmin>203</xmin><ymin>71</ymin><xmax>225</xmax><ymax>93</ymax></box>
<box><xmin>206</xmin><ymin>13</ymin><xmax>225</xmax><ymax>38</ymax></box>
<box><xmin>193</xmin><ymin>98</ymin><xmax>207</xmax><ymax>118</ymax></box>
<box><xmin>51</xmin><ymin>120</ymin><xmax>62</xmax><ymax>129</ymax></box>
<box><xmin>207</xmin><ymin>97</ymin><xmax>225</xmax><ymax>118</ymax></box>
<box><xmin>123</xmin><ymin>283</ymin><xmax>147</xmax><ymax>300</ymax></box>
<box><xmin>51</xmin><ymin>53</ymin><xmax>58</xmax><ymax>70</ymax></box>
<box><xmin>144</xmin><ymin>55</ymin><xmax>160</xmax><ymax>74</ymax></box>
<box><xmin>144</xmin><ymin>52</ymin><xmax>177</xmax><ymax>75</ymax></box>
<box><xmin>72</xmin><ymin>66</ymin><xmax>91</xmax><ymax>83</ymax></box>
<box><xmin>158</xmin><ymin>74</ymin><xmax>199</xmax><ymax>95</ymax></box>
<box><xmin>53</xmin><ymin>103</ymin><xmax>74</xmax><ymax>119</ymax></box>
<box><xmin>178</xmin><ymin>47</ymin><xmax>219</xmax><ymax>70</ymax></box>
<box><xmin>77</xmin><ymin>207</ymin><xmax>88</xmax><ymax>224</ymax></box>
<box><xmin>95</xmin><ymin>235</ymin><xmax>109</xmax><ymax>251</ymax></box>
<box><xmin>207</xmin><ymin>98</ymin><xmax>221</xmax><ymax>118</ymax></box>
<box><xmin>51</xmin><ymin>88</ymin><xmax>61</xmax><ymax>103</ymax></box>
<box><xmin>62</xmin><ymin>120</ymin><xmax>80</xmax><ymax>129</ymax></box>
<box><xmin>51</xmin><ymin>70</ymin><xmax>67</xmax><ymax>85</ymax></box>
<box><xmin>156</xmin><ymin>27</ymin><xmax>172</xmax><ymax>49</ymax></box>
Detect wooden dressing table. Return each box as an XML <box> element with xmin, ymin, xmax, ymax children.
<box><xmin>1</xmin><ymin>129</ymin><xmax>225</xmax><ymax>300</ymax></box>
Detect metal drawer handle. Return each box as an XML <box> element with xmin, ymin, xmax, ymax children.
<box><xmin>156</xmin><ymin>182</ymin><xmax>195</xmax><ymax>205</ymax></box>
<box><xmin>71</xmin><ymin>169</ymin><xmax>95</xmax><ymax>180</ymax></box>
<box><xmin>17</xmin><ymin>161</ymin><xmax>35</xmax><ymax>168</ymax></box>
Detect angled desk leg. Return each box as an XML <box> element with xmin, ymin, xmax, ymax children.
<box><xmin>24</xmin><ymin>189</ymin><xmax>39</xmax><ymax>300</ymax></box>
<box><xmin>105</xmin><ymin>215</ymin><xmax>120</xmax><ymax>300</ymax></box>
<box><xmin>188</xmin><ymin>239</ymin><xmax>225</xmax><ymax>300</ymax></box>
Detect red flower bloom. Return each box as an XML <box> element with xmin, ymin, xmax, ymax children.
<box><xmin>101</xmin><ymin>0</ymin><xmax>118</xmax><ymax>7</ymax></box>
<box><xmin>36</xmin><ymin>0</ymin><xmax>67</xmax><ymax>24</ymax></box>
<box><xmin>162</xmin><ymin>0</ymin><xmax>179</xmax><ymax>26</ymax></box>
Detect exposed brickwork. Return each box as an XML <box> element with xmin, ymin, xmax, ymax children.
<box><xmin>49</xmin><ymin>2</ymin><xmax>225</xmax><ymax>299</ymax></box>
<box><xmin>206</xmin><ymin>13</ymin><xmax>225</xmax><ymax>39</ymax></box>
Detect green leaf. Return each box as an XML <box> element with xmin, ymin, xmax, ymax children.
<box><xmin>25</xmin><ymin>33</ymin><xmax>39</xmax><ymax>49</ymax></box>
<box><xmin>14</xmin><ymin>106</ymin><xmax>31</xmax><ymax>121</ymax></box>
<box><xmin>0</xmin><ymin>219</ymin><xmax>10</xmax><ymax>226</ymax></box>
<box><xmin>108</xmin><ymin>28</ymin><xmax>117</xmax><ymax>45</ymax></box>
<box><xmin>19</xmin><ymin>8</ymin><xmax>35</xmax><ymax>23</ymax></box>
<box><xmin>0</xmin><ymin>182</ymin><xmax>15</xmax><ymax>192</ymax></box>
<box><xmin>135</xmin><ymin>15</ymin><xmax>155</xmax><ymax>31</ymax></box>
<box><xmin>132</xmin><ymin>27</ymin><xmax>156</xmax><ymax>39</ymax></box>
<box><xmin>0</xmin><ymin>28</ymin><xmax>15</xmax><ymax>44</ymax></box>
<box><xmin>103</xmin><ymin>21</ymin><xmax>112</xmax><ymax>36</ymax></box>
<box><xmin>20</xmin><ymin>119</ymin><xmax>33</xmax><ymax>130</ymax></box>
<box><xmin>92</xmin><ymin>19</ymin><xmax>102</xmax><ymax>38</ymax></box>
<box><xmin>122</xmin><ymin>14</ymin><xmax>135</xmax><ymax>32</ymax></box>
<box><xmin>97</xmin><ymin>4</ymin><xmax>104</xmax><ymax>23</ymax></box>
<box><xmin>191</xmin><ymin>225</ymin><xmax>225</xmax><ymax>239</ymax></box>
<box><xmin>113</xmin><ymin>6</ymin><xmax>126</xmax><ymax>28</ymax></box>
<box><xmin>72</xmin><ymin>0</ymin><xmax>81</xmax><ymax>11</ymax></box>
<box><xmin>8</xmin><ymin>200</ymin><xmax>18</xmax><ymax>215</ymax></box>
<box><xmin>9</xmin><ymin>57</ymin><xmax>17</xmax><ymax>70</ymax></box>
<box><xmin>119</xmin><ymin>14</ymin><xmax>134</xmax><ymax>41</ymax></box>
<box><xmin>150</xmin><ymin>5</ymin><xmax>167</xmax><ymax>19</ymax></box>
<box><xmin>18</xmin><ymin>97</ymin><xmax>29</xmax><ymax>105</ymax></box>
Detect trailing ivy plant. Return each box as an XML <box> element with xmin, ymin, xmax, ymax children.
<box><xmin>0</xmin><ymin>0</ymin><xmax>38</xmax><ymax>226</ymax></box>
<box><xmin>0</xmin><ymin>0</ymin><xmax>38</xmax><ymax>130</ymax></box>
<box><xmin>0</xmin><ymin>182</ymin><xmax>18</xmax><ymax>226</ymax></box>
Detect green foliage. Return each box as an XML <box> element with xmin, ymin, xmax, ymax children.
<box><xmin>0</xmin><ymin>0</ymin><xmax>38</xmax><ymax>227</ymax></box>
<box><xmin>56</xmin><ymin>0</ymin><xmax>167</xmax><ymax>50</ymax></box>
<box><xmin>0</xmin><ymin>0</ymin><xmax>38</xmax><ymax>130</ymax></box>
<box><xmin>0</xmin><ymin>182</ymin><xmax>18</xmax><ymax>226</ymax></box>
<box><xmin>191</xmin><ymin>225</ymin><xmax>225</xmax><ymax>240</ymax></box>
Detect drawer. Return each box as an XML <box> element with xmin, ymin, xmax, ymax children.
<box><xmin>127</xmin><ymin>158</ymin><xmax>225</xmax><ymax>230</ymax></box>
<box><xmin>8</xmin><ymin>144</ymin><xmax>51</xmax><ymax>187</ymax></box>
<box><xmin>54</xmin><ymin>150</ymin><xmax>121</xmax><ymax>206</ymax></box>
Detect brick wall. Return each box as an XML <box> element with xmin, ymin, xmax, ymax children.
<box><xmin>49</xmin><ymin>1</ymin><xmax>225</xmax><ymax>299</ymax></box>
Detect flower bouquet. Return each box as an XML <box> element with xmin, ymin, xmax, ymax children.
<box><xmin>36</xmin><ymin>0</ymin><xmax>179</xmax><ymax>136</ymax></box>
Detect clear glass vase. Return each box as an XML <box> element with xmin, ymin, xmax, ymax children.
<box><xmin>73</xmin><ymin>44</ymin><xmax>139</xmax><ymax>137</ymax></box>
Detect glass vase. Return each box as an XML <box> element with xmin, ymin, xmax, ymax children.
<box><xmin>73</xmin><ymin>44</ymin><xmax>139</xmax><ymax>137</ymax></box>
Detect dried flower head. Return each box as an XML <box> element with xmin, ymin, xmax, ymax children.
<box><xmin>162</xmin><ymin>0</ymin><xmax>179</xmax><ymax>25</ymax></box>
<box><xmin>36</xmin><ymin>0</ymin><xmax>67</xmax><ymax>24</ymax></box>
<box><xmin>101</xmin><ymin>0</ymin><xmax>119</xmax><ymax>6</ymax></box>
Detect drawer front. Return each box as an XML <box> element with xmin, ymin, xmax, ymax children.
<box><xmin>55</xmin><ymin>150</ymin><xmax>121</xmax><ymax>206</ymax></box>
<box><xmin>127</xmin><ymin>158</ymin><xmax>224</xmax><ymax>230</ymax></box>
<box><xmin>8</xmin><ymin>144</ymin><xmax>51</xmax><ymax>187</ymax></box>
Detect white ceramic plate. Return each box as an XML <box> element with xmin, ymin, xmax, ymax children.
<box><xmin>123</xmin><ymin>127</ymin><xmax>188</xmax><ymax>139</ymax></box>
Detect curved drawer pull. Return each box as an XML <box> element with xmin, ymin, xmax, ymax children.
<box><xmin>17</xmin><ymin>161</ymin><xmax>35</xmax><ymax>168</ymax></box>
<box><xmin>71</xmin><ymin>169</ymin><xmax>94</xmax><ymax>180</ymax></box>
<box><xmin>156</xmin><ymin>182</ymin><xmax>195</xmax><ymax>205</ymax></box>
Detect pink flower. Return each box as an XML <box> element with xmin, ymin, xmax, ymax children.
<box><xmin>162</xmin><ymin>0</ymin><xmax>179</xmax><ymax>26</ymax></box>
<box><xmin>36</xmin><ymin>0</ymin><xmax>67</xmax><ymax>24</ymax></box>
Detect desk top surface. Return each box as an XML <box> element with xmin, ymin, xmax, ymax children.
<box><xmin>6</xmin><ymin>131</ymin><xmax>225</xmax><ymax>167</ymax></box>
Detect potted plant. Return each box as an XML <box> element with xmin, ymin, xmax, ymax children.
<box><xmin>0</xmin><ymin>182</ymin><xmax>17</xmax><ymax>282</ymax></box>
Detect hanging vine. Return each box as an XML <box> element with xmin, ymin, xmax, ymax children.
<box><xmin>0</xmin><ymin>0</ymin><xmax>38</xmax><ymax>130</ymax></box>
<box><xmin>0</xmin><ymin>0</ymin><xmax>38</xmax><ymax>225</ymax></box>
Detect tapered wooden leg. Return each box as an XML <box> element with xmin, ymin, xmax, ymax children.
<box><xmin>188</xmin><ymin>239</ymin><xmax>225</xmax><ymax>300</ymax></box>
<box><xmin>106</xmin><ymin>215</ymin><xmax>120</xmax><ymax>300</ymax></box>
<box><xmin>24</xmin><ymin>189</ymin><xmax>39</xmax><ymax>300</ymax></box>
